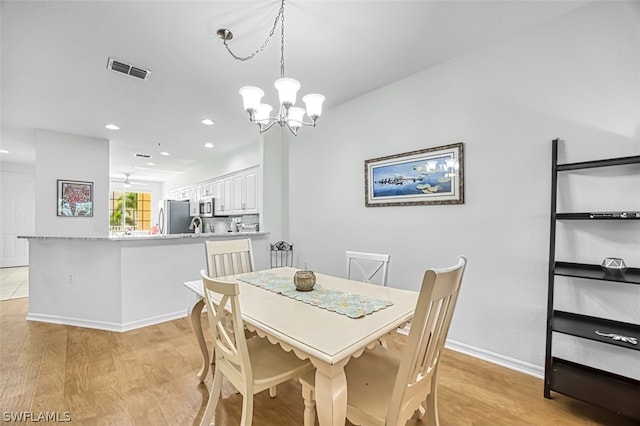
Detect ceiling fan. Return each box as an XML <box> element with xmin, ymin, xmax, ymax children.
<box><xmin>111</xmin><ymin>173</ymin><xmax>147</xmax><ymax>188</ymax></box>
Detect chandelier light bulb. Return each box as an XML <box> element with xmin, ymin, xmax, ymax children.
<box><xmin>302</xmin><ymin>94</ymin><xmax>325</xmax><ymax>120</ymax></box>
<box><xmin>274</xmin><ymin>78</ymin><xmax>301</xmax><ymax>107</ymax></box>
<box><xmin>287</xmin><ymin>107</ymin><xmax>305</xmax><ymax>130</ymax></box>
<box><xmin>239</xmin><ymin>86</ymin><xmax>264</xmax><ymax>112</ymax></box>
<box><xmin>255</xmin><ymin>104</ymin><xmax>273</xmax><ymax>125</ymax></box>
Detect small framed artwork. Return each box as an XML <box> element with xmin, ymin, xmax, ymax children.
<box><xmin>57</xmin><ymin>179</ymin><xmax>94</xmax><ymax>216</ymax></box>
<box><xmin>365</xmin><ymin>142</ymin><xmax>464</xmax><ymax>207</ymax></box>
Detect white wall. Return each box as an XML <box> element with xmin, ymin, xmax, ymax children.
<box><xmin>288</xmin><ymin>1</ymin><xmax>640</xmax><ymax>377</ymax></box>
<box><xmin>35</xmin><ymin>130</ymin><xmax>110</xmax><ymax>237</ymax></box>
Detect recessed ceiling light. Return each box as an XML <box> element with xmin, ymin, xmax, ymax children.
<box><xmin>105</xmin><ymin>124</ymin><xmax>120</xmax><ymax>130</ymax></box>
<box><xmin>146</xmin><ymin>162</ymin><xmax>155</xmax><ymax>166</ymax></box>
<box><xmin>204</xmin><ymin>143</ymin><xmax>214</xmax><ymax>148</ymax></box>
<box><xmin>201</xmin><ymin>119</ymin><xmax>215</xmax><ymax>126</ymax></box>
<box><xmin>0</xmin><ymin>149</ymin><xmax>9</xmax><ymax>154</ymax></box>
<box><xmin>160</xmin><ymin>151</ymin><xmax>170</xmax><ymax>156</ymax></box>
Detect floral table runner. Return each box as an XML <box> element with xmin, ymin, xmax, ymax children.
<box><xmin>237</xmin><ymin>271</ymin><xmax>393</xmax><ymax>319</ymax></box>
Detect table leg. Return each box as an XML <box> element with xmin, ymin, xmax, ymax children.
<box><xmin>314</xmin><ymin>361</ymin><xmax>348</xmax><ymax>426</ymax></box>
<box><xmin>189</xmin><ymin>297</ymin><xmax>209</xmax><ymax>382</ymax></box>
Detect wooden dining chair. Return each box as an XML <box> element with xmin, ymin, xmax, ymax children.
<box><xmin>301</xmin><ymin>256</ymin><xmax>467</xmax><ymax>426</ymax></box>
<box><xmin>346</xmin><ymin>251</ymin><xmax>391</xmax><ymax>286</ymax></box>
<box><xmin>205</xmin><ymin>238</ymin><xmax>255</xmax><ymax>277</ymax></box>
<box><xmin>200</xmin><ymin>271</ymin><xmax>314</xmax><ymax>426</ymax></box>
<box><xmin>201</xmin><ymin>238</ymin><xmax>257</xmax><ymax>381</ymax></box>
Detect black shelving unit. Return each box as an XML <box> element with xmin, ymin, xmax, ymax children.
<box><xmin>545</xmin><ymin>138</ymin><xmax>640</xmax><ymax>421</ymax></box>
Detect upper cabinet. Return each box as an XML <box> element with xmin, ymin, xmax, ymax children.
<box><xmin>172</xmin><ymin>187</ymin><xmax>195</xmax><ymax>201</ymax></box>
<box><xmin>169</xmin><ymin>165</ymin><xmax>260</xmax><ymax>217</ymax></box>
<box><xmin>213</xmin><ymin>166</ymin><xmax>260</xmax><ymax>216</ymax></box>
<box><xmin>213</xmin><ymin>175</ymin><xmax>233</xmax><ymax>216</ymax></box>
<box><xmin>243</xmin><ymin>168</ymin><xmax>259</xmax><ymax>214</ymax></box>
<box><xmin>201</xmin><ymin>181</ymin><xmax>215</xmax><ymax>198</ymax></box>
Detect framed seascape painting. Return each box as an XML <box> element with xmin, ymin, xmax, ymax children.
<box><xmin>57</xmin><ymin>179</ymin><xmax>93</xmax><ymax>216</ymax></box>
<box><xmin>365</xmin><ymin>142</ymin><xmax>464</xmax><ymax>207</ymax></box>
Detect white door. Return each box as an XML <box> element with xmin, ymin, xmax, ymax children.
<box><xmin>0</xmin><ymin>172</ymin><xmax>35</xmax><ymax>267</ymax></box>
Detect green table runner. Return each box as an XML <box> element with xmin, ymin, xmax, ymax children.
<box><xmin>237</xmin><ymin>271</ymin><xmax>393</xmax><ymax>319</ymax></box>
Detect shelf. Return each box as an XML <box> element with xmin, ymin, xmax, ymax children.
<box><xmin>546</xmin><ymin>139</ymin><xmax>640</xmax><ymax>418</ymax></box>
<box><xmin>554</xmin><ymin>262</ymin><xmax>640</xmax><ymax>285</ymax></box>
<box><xmin>548</xmin><ymin>357</ymin><xmax>640</xmax><ymax>420</ymax></box>
<box><xmin>557</xmin><ymin>155</ymin><xmax>640</xmax><ymax>171</ymax></box>
<box><xmin>552</xmin><ymin>311</ymin><xmax>639</xmax><ymax>351</ymax></box>
<box><xmin>556</xmin><ymin>212</ymin><xmax>640</xmax><ymax>220</ymax></box>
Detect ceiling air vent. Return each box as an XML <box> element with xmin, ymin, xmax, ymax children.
<box><xmin>135</xmin><ymin>153</ymin><xmax>152</xmax><ymax>159</ymax></box>
<box><xmin>107</xmin><ymin>57</ymin><xmax>151</xmax><ymax>81</ymax></box>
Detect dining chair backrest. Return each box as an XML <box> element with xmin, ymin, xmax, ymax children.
<box><xmin>386</xmin><ymin>256</ymin><xmax>467</xmax><ymax>425</ymax></box>
<box><xmin>346</xmin><ymin>250</ymin><xmax>390</xmax><ymax>286</ymax></box>
<box><xmin>205</xmin><ymin>238</ymin><xmax>255</xmax><ymax>278</ymax></box>
<box><xmin>200</xmin><ymin>270</ymin><xmax>314</xmax><ymax>426</ymax></box>
<box><xmin>270</xmin><ymin>240</ymin><xmax>294</xmax><ymax>268</ymax></box>
<box><xmin>201</xmin><ymin>270</ymin><xmax>252</xmax><ymax>385</ymax></box>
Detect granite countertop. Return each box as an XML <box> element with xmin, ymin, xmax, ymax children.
<box><xmin>18</xmin><ymin>231</ymin><xmax>269</xmax><ymax>241</ymax></box>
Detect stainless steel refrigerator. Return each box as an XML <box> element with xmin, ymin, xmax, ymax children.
<box><xmin>158</xmin><ymin>200</ymin><xmax>193</xmax><ymax>234</ymax></box>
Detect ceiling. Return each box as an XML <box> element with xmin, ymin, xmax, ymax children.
<box><xmin>1</xmin><ymin>0</ymin><xmax>591</xmax><ymax>182</ymax></box>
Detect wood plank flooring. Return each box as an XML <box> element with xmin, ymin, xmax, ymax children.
<box><xmin>1</xmin><ymin>297</ymin><xmax>637</xmax><ymax>425</ymax></box>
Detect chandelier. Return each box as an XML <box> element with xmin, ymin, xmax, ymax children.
<box><xmin>217</xmin><ymin>0</ymin><xmax>325</xmax><ymax>136</ymax></box>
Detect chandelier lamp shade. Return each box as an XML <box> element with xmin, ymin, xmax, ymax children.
<box><xmin>238</xmin><ymin>84</ymin><xmax>325</xmax><ymax>134</ymax></box>
<box><xmin>217</xmin><ymin>0</ymin><xmax>325</xmax><ymax>136</ymax></box>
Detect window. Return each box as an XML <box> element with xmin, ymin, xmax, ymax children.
<box><xmin>109</xmin><ymin>191</ymin><xmax>152</xmax><ymax>232</ymax></box>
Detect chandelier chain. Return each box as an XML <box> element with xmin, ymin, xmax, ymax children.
<box><xmin>222</xmin><ymin>0</ymin><xmax>286</xmax><ymax>74</ymax></box>
<box><xmin>280</xmin><ymin>0</ymin><xmax>285</xmax><ymax>78</ymax></box>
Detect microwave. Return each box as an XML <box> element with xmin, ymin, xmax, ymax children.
<box><xmin>199</xmin><ymin>197</ymin><xmax>214</xmax><ymax>217</ymax></box>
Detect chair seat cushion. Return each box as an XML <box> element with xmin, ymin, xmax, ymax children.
<box><xmin>247</xmin><ymin>336</ymin><xmax>312</xmax><ymax>387</ymax></box>
<box><xmin>344</xmin><ymin>345</ymin><xmax>400</xmax><ymax>422</ymax></box>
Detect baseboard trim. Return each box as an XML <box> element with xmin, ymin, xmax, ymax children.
<box><xmin>26</xmin><ymin>310</ymin><xmax>188</xmax><ymax>333</ymax></box>
<box><xmin>120</xmin><ymin>311</ymin><xmax>189</xmax><ymax>332</ymax></box>
<box><xmin>397</xmin><ymin>326</ymin><xmax>543</xmax><ymax>379</ymax></box>
<box><xmin>445</xmin><ymin>339</ymin><xmax>544</xmax><ymax>379</ymax></box>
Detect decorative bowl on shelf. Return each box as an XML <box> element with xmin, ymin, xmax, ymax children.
<box><xmin>601</xmin><ymin>257</ymin><xmax>627</xmax><ymax>275</ymax></box>
<box><xmin>294</xmin><ymin>270</ymin><xmax>316</xmax><ymax>291</ymax></box>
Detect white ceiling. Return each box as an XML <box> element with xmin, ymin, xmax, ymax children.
<box><xmin>1</xmin><ymin>0</ymin><xmax>590</xmax><ymax>182</ymax></box>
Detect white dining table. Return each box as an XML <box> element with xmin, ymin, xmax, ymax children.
<box><xmin>183</xmin><ymin>267</ymin><xmax>418</xmax><ymax>426</ymax></box>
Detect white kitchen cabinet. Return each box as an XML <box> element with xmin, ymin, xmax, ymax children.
<box><xmin>231</xmin><ymin>173</ymin><xmax>244</xmax><ymax>213</ymax></box>
<box><xmin>201</xmin><ymin>180</ymin><xmax>215</xmax><ymax>197</ymax></box>
<box><xmin>214</xmin><ymin>176</ymin><xmax>233</xmax><ymax>216</ymax></box>
<box><xmin>242</xmin><ymin>167</ymin><xmax>259</xmax><ymax>214</ymax></box>
<box><xmin>230</xmin><ymin>167</ymin><xmax>259</xmax><ymax>215</ymax></box>
<box><xmin>189</xmin><ymin>186</ymin><xmax>199</xmax><ymax>203</ymax></box>
<box><xmin>213</xmin><ymin>166</ymin><xmax>260</xmax><ymax>216</ymax></box>
<box><xmin>176</xmin><ymin>188</ymin><xmax>190</xmax><ymax>200</ymax></box>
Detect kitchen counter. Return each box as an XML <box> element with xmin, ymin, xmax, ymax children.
<box><xmin>19</xmin><ymin>231</ymin><xmax>271</xmax><ymax>332</ymax></box>
<box><xmin>19</xmin><ymin>231</ymin><xmax>269</xmax><ymax>241</ymax></box>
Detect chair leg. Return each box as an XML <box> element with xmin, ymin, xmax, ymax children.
<box><xmin>416</xmin><ymin>402</ymin><xmax>425</xmax><ymax>420</ymax></box>
<box><xmin>240</xmin><ymin>392</ymin><xmax>254</xmax><ymax>426</ymax></box>
<box><xmin>269</xmin><ymin>385</ymin><xmax>277</xmax><ymax>398</ymax></box>
<box><xmin>200</xmin><ymin>367</ymin><xmax>223</xmax><ymax>426</ymax></box>
<box><xmin>424</xmin><ymin>390</ymin><xmax>439</xmax><ymax>426</ymax></box>
<box><xmin>301</xmin><ymin>380</ymin><xmax>316</xmax><ymax>426</ymax></box>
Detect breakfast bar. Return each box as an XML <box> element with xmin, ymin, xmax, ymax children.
<box><xmin>19</xmin><ymin>232</ymin><xmax>269</xmax><ymax>332</ymax></box>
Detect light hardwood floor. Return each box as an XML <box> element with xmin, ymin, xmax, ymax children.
<box><xmin>0</xmin><ymin>297</ymin><xmax>637</xmax><ymax>425</ymax></box>
<box><xmin>0</xmin><ymin>267</ymin><xmax>29</xmax><ymax>301</ymax></box>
